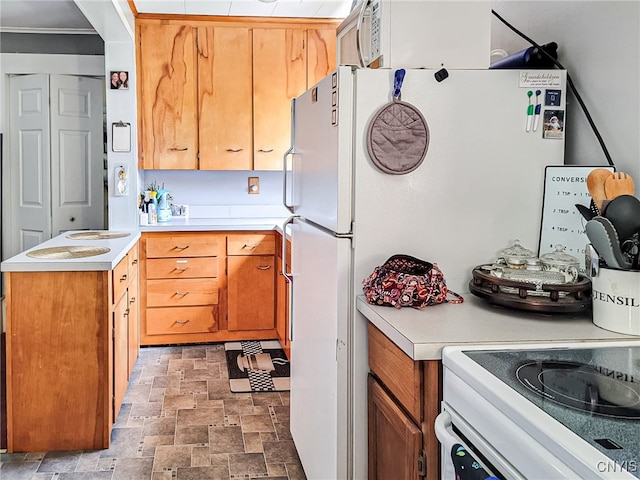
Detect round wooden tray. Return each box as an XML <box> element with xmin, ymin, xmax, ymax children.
<box><xmin>469</xmin><ymin>264</ymin><xmax>592</xmax><ymax>314</ymax></box>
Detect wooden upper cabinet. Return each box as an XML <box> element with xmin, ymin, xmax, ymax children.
<box><xmin>253</xmin><ymin>28</ymin><xmax>307</xmax><ymax>171</ymax></box>
<box><xmin>139</xmin><ymin>22</ymin><xmax>198</xmax><ymax>169</ymax></box>
<box><xmin>198</xmin><ymin>26</ymin><xmax>253</xmax><ymax>170</ymax></box>
<box><xmin>307</xmin><ymin>28</ymin><xmax>337</xmax><ymax>88</ymax></box>
<box><xmin>137</xmin><ymin>18</ymin><xmax>338</xmax><ymax>171</ymax></box>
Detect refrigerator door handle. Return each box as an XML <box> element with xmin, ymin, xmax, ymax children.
<box><xmin>283</xmin><ymin>98</ymin><xmax>296</xmax><ymax>214</ymax></box>
<box><xmin>281</xmin><ymin>215</ymin><xmax>297</xmax><ymax>341</ymax></box>
<box><xmin>281</xmin><ymin>215</ymin><xmax>297</xmax><ymax>285</ymax></box>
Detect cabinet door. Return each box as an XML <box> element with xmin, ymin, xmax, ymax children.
<box><xmin>198</xmin><ymin>26</ymin><xmax>253</xmax><ymax>170</ymax></box>
<box><xmin>307</xmin><ymin>28</ymin><xmax>337</xmax><ymax>88</ymax></box>
<box><xmin>113</xmin><ymin>294</ymin><xmax>129</xmax><ymax>422</ymax></box>
<box><xmin>227</xmin><ymin>255</ymin><xmax>275</xmax><ymax>331</ymax></box>
<box><xmin>127</xmin><ymin>277</ymin><xmax>139</xmax><ymax>378</ymax></box>
<box><xmin>138</xmin><ymin>22</ymin><xmax>198</xmax><ymax>169</ymax></box>
<box><xmin>253</xmin><ymin>28</ymin><xmax>307</xmax><ymax>171</ymax></box>
<box><xmin>368</xmin><ymin>376</ymin><xmax>422</xmax><ymax>480</ymax></box>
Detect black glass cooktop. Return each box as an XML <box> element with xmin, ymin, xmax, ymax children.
<box><xmin>515</xmin><ymin>359</ymin><xmax>640</xmax><ymax>419</ymax></box>
<box><xmin>465</xmin><ymin>345</ymin><xmax>640</xmax><ymax>478</ymax></box>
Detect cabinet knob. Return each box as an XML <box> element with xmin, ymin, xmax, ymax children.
<box><xmin>174</xmin><ymin>319</ymin><xmax>190</xmax><ymax>325</ymax></box>
<box><xmin>257</xmin><ymin>265</ymin><xmax>272</xmax><ymax>270</ymax></box>
<box><xmin>120</xmin><ymin>274</ymin><xmax>127</xmax><ymax>282</ymax></box>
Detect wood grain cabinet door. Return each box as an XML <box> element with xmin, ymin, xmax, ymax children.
<box><xmin>138</xmin><ymin>22</ymin><xmax>198</xmax><ymax>169</ymax></box>
<box><xmin>127</xmin><ymin>274</ymin><xmax>139</xmax><ymax>378</ymax></box>
<box><xmin>113</xmin><ymin>294</ymin><xmax>129</xmax><ymax>423</ymax></box>
<box><xmin>368</xmin><ymin>375</ymin><xmax>423</xmax><ymax>480</ymax></box>
<box><xmin>227</xmin><ymin>255</ymin><xmax>276</xmax><ymax>331</ymax></box>
<box><xmin>253</xmin><ymin>28</ymin><xmax>307</xmax><ymax>171</ymax></box>
<box><xmin>198</xmin><ymin>26</ymin><xmax>253</xmax><ymax>170</ymax></box>
<box><xmin>307</xmin><ymin>28</ymin><xmax>337</xmax><ymax>88</ymax></box>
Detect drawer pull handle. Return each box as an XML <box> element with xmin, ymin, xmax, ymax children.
<box><xmin>120</xmin><ymin>274</ymin><xmax>127</xmax><ymax>282</ymax></box>
<box><xmin>175</xmin><ymin>291</ymin><xmax>190</xmax><ymax>296</ymax></box>
<box><xmin>174</xmin><ymin>266</ymin><xmax>189</xmax><ymax>272</ymax></box>
<box><xmin>175</xmin><ymin>319</ymin><xmax>190</xmax><ymax>325</ymax></box>
<box><xmin>173</xmin><ymin>245</ymin><xmax>190</xmax><ymax>251</ymax></box>
<box><xmin>257</xmin><ymin>265</ymin><xmax>272</xmax><ymax>270</ymax></box>
<box><xmin>169</xmin><ymin>147</ymin><xmax>188</xmax><ymax>151</ymax></box>
<box><xmin>226</xmin><ymin>148</ymin><xmax>243</xmax><ymax>152</ymax></box>
<box><xmin>129</xmin><ymin>297</ymin><xmax>136</xmax><ymax>304</ymax></box>
<box><xmin>258</xmin><ymin>148</ymin><xmax>274</xmax><ymax>153</ymax></box>
<box><xmin>124</xmin><ymin>308</ymin><xmax>130</xmax><ymax>317</ymax></box>
<box><xmin>131</xmin><ymin>259</ymin><xmax>138</xmax><ymax>265</ymax></box>
<box><xmin>243</xmin><ymin>243</ymin><xmax>258</xmax><ymax>249</ymax></box>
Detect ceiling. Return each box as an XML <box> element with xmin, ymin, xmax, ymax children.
<box><xmin>0</xmin><ymin>0</ymin><xmax>353</xmax><ymax>33</ymax></box>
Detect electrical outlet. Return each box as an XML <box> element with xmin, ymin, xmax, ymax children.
<box><xmin>248</xmin><ymin>177</ymin><xmax>260</xmax><ymax>194</ymax></box>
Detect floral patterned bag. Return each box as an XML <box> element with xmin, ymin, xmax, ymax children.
<box><xmin>362</xmin><ymin>254</ymin><xmax>463</xmax><ymax>309</ymax></box>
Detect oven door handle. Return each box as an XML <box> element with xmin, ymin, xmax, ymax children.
<box><xmin>434</xmin><ymin>410</ymin><xmax>456</xmax><ymax>444</ymax></box>
<box><xmin>435</xmin><ymin>410</ymin><xmax>520</xmax><ymax>480</ymax></box>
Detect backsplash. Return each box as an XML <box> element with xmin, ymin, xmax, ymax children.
<box><xmin>141</xmin><ymin>170</ymin><xmax>285</xmax><ymax>208</ymax></box>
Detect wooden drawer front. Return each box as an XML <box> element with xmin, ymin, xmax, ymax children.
<box><xmin>227</xmin><ymin>234</ymin><xmax>275</xmax><ymax>256</ymax></box>
<box><xmin>146</xmin><ymin>306</ymin><xmax>218</xmax><ymax>335</ymax></box>
<box><xmin>113</xmin><ymin>256</ymin><xmax>129</xmax><ymax>303</ymax></box>
<box><xmin>147</xmin><ymin>279</ymin><xmax>218</xmax><ymax>307</ymax></box>
<box><xmin>368</xmin><ymin>323</ymin><xmax>422</xmax><ymax>423</ymax></box>
<box><xmin>128</xmin><ymin>243</ymin><xmax>139</xmax><ymax>276</ymax></box>
<box><xmin>146</xmin><ymin>257</ymin><xmax>218</xmax><ymax>279</ymax></box>
<box><xmin>146</xmin><ymin>235</ymin><xmax>219</xmax><ymax>258</ymax></box>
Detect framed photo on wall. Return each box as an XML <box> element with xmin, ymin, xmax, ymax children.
<box><xmin>110</xmin><ymin>71</ymin><xmax>129</xmax><ymax>90</ymax></box>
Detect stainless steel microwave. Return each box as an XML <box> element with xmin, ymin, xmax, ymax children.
<box><xmin>336</xmin><ymin>0</ymin><xmax>492</xmax><ymax>70</ymax></box>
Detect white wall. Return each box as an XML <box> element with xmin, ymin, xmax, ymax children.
<box><xmin>141</xmin><ymin>170</ymin><xmax>285</xmax><ymax>207</ymax></box>
<box><xmin>105</xmin><ymin>41</ymin><xmax>140</xmax><ymax>230</ymax></box>
<box><xmin>491</xmin><ymin>1</ymin><xmax>640</xmax><ymax>181</ymax></box>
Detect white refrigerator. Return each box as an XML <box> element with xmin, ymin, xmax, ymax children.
<box><xmin>283</xmin><ymin>66</ymin><xmax>566</xmax><ymax>480</ymax></box>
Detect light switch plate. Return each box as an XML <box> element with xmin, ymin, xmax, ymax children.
<box><xmin>248</xmin><ymin>177</ymin><xmax>260</xmax><ymax>194</ymax></box>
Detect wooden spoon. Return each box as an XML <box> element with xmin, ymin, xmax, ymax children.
<box><xmin>587</xmin><ymin>168</ymin><xmax>614</xmax><ymax>212</ymax></box>
<box><xmin>604</xmin><ymin>171</ymin><xmax>635</xmax><ymax>201</ymax></box>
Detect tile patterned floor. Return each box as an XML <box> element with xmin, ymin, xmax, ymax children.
<box><xmin>0</xmin><ymin>344</ymin><xmax>306</xmax><ymax>480</ymax></box>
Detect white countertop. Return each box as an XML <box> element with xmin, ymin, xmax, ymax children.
<box><xmin>1</xmin><ymin>230</ymin><xmax>141</xmax><ymax>272</ymax></box>
<box><xmin>357</xmin><ymin>295</ymin><xmax>640</xmax><ymax>361</ymax></box>
<box><xmin>1</xmin><ymin>217</ymin><xmax>291</xmax><ymax>273</ymax></box>
<box><xmin>140</xmin><ymin>216</ymin><xmax>290</xmax><ymax>234</ymax></box>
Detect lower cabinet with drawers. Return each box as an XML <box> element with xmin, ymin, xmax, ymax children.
<box><xmin>141</xmin><ymin>232</ymin><xmax>222</xmax><ymax>344</ymax></box>
<box><xmin>140</xmin><ymin>231</ymin><xmax>281</xmax><ymax>345</ymax></box>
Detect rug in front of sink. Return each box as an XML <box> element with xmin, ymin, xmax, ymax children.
<box><xmin>224</xmin><ymin>340</ymin><xmax>290</xmax><ymax>393</ymax></box>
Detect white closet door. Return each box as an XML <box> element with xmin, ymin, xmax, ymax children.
<box><xmin>10</xmin><ymin>73</ymin><xmax>51</xmax><ymax>253</ymax></box>
<box><xmin>8</xmin><ymin>74</ymin><xmax>104</xmax><ymax>257</ymax></box>
<box><xmin>49</xmin><ymin>74</ymin><xmax>104</xmax><ymax>236</ymax></box>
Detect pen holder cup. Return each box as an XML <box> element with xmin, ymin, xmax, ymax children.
<box><xmin>592</xmin><ymin>266</ymin><xmax>640</xmax><ymax>335</ymax></box>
